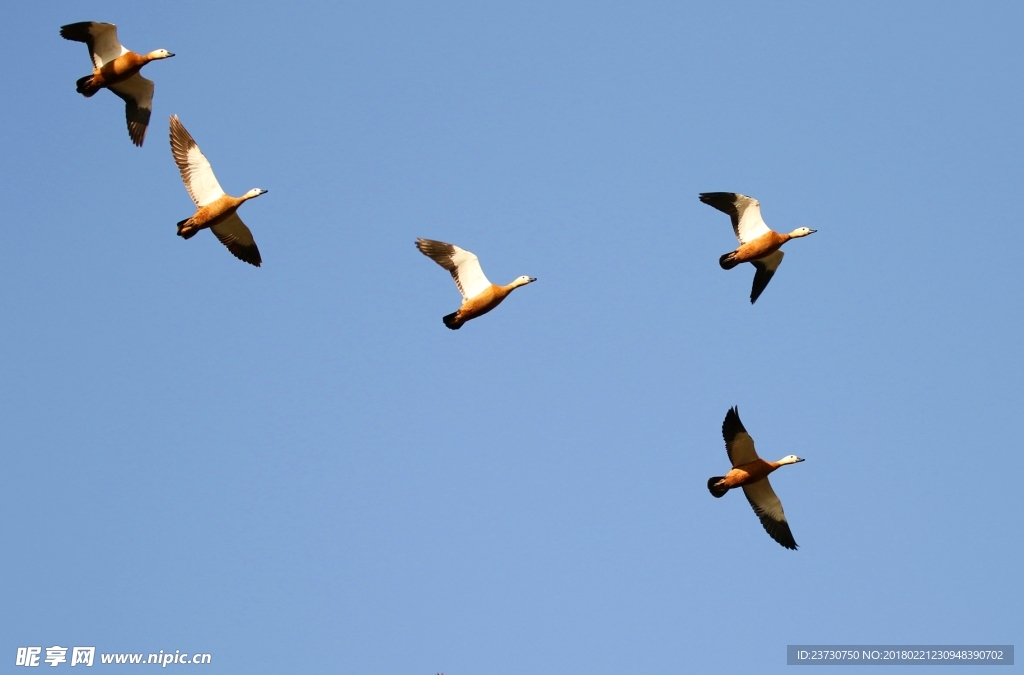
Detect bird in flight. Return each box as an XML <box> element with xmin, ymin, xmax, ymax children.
<box><xmin>708</xmin><ymin>407</ymin><xmax>805</xmax><ymax>549</ymax></box>
<box><xmin>416</xmin><ymin>238</ymin><xmax>535</xmax><ymax>329</ymax></box>
<box><xmin>60</xmin><ymin>21</ymin><xmax>174</xmax><ymax>146</ymax></box>
<box><xmin>699</xmin><ymin>192</ymin><xmax>816</xmax><ymax>303</ymax></box>
<box><xmin>169</xmin><ymin>115</ymin><xmax>267</xmax><ymax>266</ymax></box>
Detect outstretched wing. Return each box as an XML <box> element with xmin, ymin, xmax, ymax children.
<box><xmin>169</xmin><ymin>115</ymin><xmax>226</xmax><ymax>207</ymax></box>
<box><xmin>750</xmin><ymin>250</ymin><xmax>784</xmax><ymax>304</ymax></box>
<box><xmin>699</xmin><ymin>192</ymin><xmax>771</xmax><ymax>245</ymax></box>
<box><xmin>742</xmin><ymin>478</ymin><xmax>798</xmax><ymax>550</ymax></box>
<box><xmin>60</xmin><ymin>22</ymin><xmax>127</xmax><ymax>69</ymax></box>
<box><xmin>416</xmin><ymin>238</ymin><xmax>492</xmax><ymax>301</ymax></box>
<box><xmin>109</xmin><ymin>74</ymin><xmax>153</xmax><ymax>146</ymax></box>
<box><xmin>210</xmin><ymin>213</ymin><xmax>261</xmax><ymax>267</ymax></box>
<box><xmin>722</xmin><ymin>406</ymin><xmax>759</xmax><ymax>467</ymax></box>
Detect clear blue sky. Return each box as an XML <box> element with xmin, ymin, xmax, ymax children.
<box><xmin>2</xmin><ymin>1</ymin><xmax>1021</xmax><ymax>673</ymax></box>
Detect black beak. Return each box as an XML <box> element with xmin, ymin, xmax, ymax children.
<box><xmin>528</xmin><ymin>277</ymin><xmax>537</xmax><ymax>282</ymax></box>
<box><xmin>167</xmin><ymin>52</ymin><xmax>176</xmax><ymax>57</ymax></box>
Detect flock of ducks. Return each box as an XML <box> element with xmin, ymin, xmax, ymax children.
<box><xmin>61</xmin><ymin>21</ymin><xmax>818</xmax><ymax>550</ymax></box>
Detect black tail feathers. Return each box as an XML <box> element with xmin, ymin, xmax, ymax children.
<box><xmin>75</xmin><ymin>75</ymin><xmax>98</xmax><ymax>97</ymax></box>
<box><xmin>707</xmin><ymin>477</ymin><xmax>729</xmax><ymax>498</ymax></box>
<box><xmin>442</xmin><ymin>312</ymin><xmax>462</xmax><ymax>330</ymax></box>
<box><xmin>719</xmin><ymin>252</ymin><xmax>739</xmax><ymax>270</ymax></box>
<box><xmin>177</xmin><ymin>219</ymin><xmax>198</xmax><ymax>240</ymax></box>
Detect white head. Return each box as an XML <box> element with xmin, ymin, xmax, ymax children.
<box><xmin>147</xmin><ymin>49</ymin><xmax>175</xmax><ymax>60</ymax></box>
<box><xmin>243</xmin><ymin>188</ymin><xmax>268</xmax><ymax>200</ymax></box>
<box><xmin>511</xmin><ymin>275</ymin><xmax>537</xmax><ymax>289</ymax></box>
<box><xmin>788</xmin><ymin>227</ymin><xmax>816</xmax><ymax>238</ymax></box>
<box><xmin>777</xmin><ymin>455</ymin><xmax>805</xmax><ymax>466</ymax></box>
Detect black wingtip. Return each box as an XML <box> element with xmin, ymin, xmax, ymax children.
<box><xmin>722</xmin><ymin>406</ymin><xmax>746</xmax><ymax>443</ymax></box>
<box><xmin>756</xmin><ymin>513</ymin><xmax>799</xmax><ymax>550</ymax></box>
<box><xmin>699</xmin><ymin>192</ymin><xmax>739</xmax><ymax>211</ymax></box>
<box><xmin>60</xmin><ymin>22</ymin><xmax>93</xmax><ymax>42</ymax></box>
<box><xmin>776</xmin><ymin>535</ymin><xmax>799</xmax><ymax>551</ymax></box>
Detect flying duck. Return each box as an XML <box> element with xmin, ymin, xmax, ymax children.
<box><xmin>60</xmin><ymin>22</ymin><xmax>174</xmax><ymax>146</ymax></box>
<box><xmin>708</xmin><ymin>407</ymin><xmax>804</xmax><ymax>550</ymax></box>
<box><xmin>169</xmin><ymin>115</ymin><xmax>266</xmax><ymax>267</ymax></box>
<box><xmin>699</xmin><ymin>192</ymin><xmax>816</xmax><ymax>303</ymax></box>
<box><xmin>416</xmin><ymin>238</ymin><xmax>535</xmax><ymax>329</ymax></box>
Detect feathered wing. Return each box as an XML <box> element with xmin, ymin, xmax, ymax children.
<box><xmin>169</xmin><ymin>115</ymin><xmax>225</xmax><ymax>206</ymax></box>
<box><xmin>109</xmin><ymin>74</ymin><xmax>153</xmax><ymax>146</ymax></box>
<box><xmin>210</xmin><ymin>213</ymin><xmax>261</xmax><ymax>267</ymax></box>
<box><xmin>60</xmin><ymin>22</ymin><xmax>126</xmax><ymax>68</ymax></box>
<box><xmin>722</xmin><ymin>406</ymin><xmax>759</xmax><ymax>467</ymax></box>
<box><xmin>742</xmin><ymin>478</ymin><xmax>798</xmax><ymax>550</ymax></box>
<box><xmin>415</xmin><ymin>238</ymin><xmax>492</xmax><ymax>300</ymax></box>
<box><xmin>749</xmin><ymin>250</ymin><xmax>784</xmax><ymax>304</ymax></box>
<box><xmin>699</xmin><ymin>192</ymin><xmax>771</xmax><ymax>245</ymax></box>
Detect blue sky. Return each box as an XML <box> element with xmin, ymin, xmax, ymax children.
<box><xmin>1</xmin><ymin>1</ymin><xmax>1021</xmax><ymax>673</ymax></box>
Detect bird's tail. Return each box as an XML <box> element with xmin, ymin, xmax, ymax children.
<box><xmin>719</xmin><ymin>252</ymin><xmax>739</xmax><ymax>270</ymax></box>
<box><xmin>177</xmin><ymin>218</ymin><xmax>199</xmax><ymax>240</ymax></box>
<box><xmin>707</xmin><ymin>477</ymin><xmax>729</xmax><ymax>498</ymax></box>
<box><xmin>75</xmin><ymin>75</ymin><xmax>99</xmax><ymax>97</ymax></box>
<box><xmin>442</xmin><ymin>311</ymin><xmax>462</xmax><ymax>330</ymax></box>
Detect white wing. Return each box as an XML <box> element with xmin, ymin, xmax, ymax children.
<box><xmin>722</xmin><ymin>407</ymin><xmax>760</xmax><ymax>467</ymax></box>
<box><xmin>169</xmin><ymin>115</ymin><xmax>226</xmax><ymax>207</ymax></box>
<box><xmin>699</xmin><ymin>192</ymin><xmax>772</xmax><ymax>245</ymax></box>
<box><xmin>734</xmin><ymin>196</ymin><xmax>771</xmax><ymax>244</ymax></box>
<box><xmin>60</xmin><ymin>22</ymin><xmax>128</xmax><ymax>69</ymax></box>
<box><xmin>91</xmin><ymin>23</ymin><xmax>128</xmax><ymax>67</ymax></box>
<box><xmin>448</xmin><ymin>246</ymin><xmax>491</xmax><ymax>300</ymax></box>
<box><xmin>416</xmin><ymin>239</ymin><xmax>493</xmax><ymax>301</ymax></box>
<box><xmin>742</xmin><ymin>478</ymin><xmax>798</xmax><ymax>549</ymax></box>
<box><xmin>109</xmin><ymin>74</ymin><xmax>154</xmax><ymax>146</ymax></box>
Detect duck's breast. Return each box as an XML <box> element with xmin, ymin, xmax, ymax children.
<box><xmin>98</xmin><ymin>52</ymin><xmax>147</xmax><ymax>84</ymax></box>
<box><xmin>460</xmin><ymin>285</ymin><xmax>507</xmax><ymax>318</ymax></box>
<box><xmin>192</xmin><ymin>195</ymin><xmax>241</xmax><ymax>228</ymax></box>
<box><xmin>723</xmin><ymin>459</ymin><xmax>777</xmax><ymax>488</ymax></box>
<box><xmin>734</xmin><ymin>231</ymin><xmax>788</xmax><ymax>264</ymax></box>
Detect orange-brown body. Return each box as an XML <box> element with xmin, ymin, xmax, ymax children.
<box><xmin>718</xmin><ymin>458</ymin><xmax>781</xmax><ymax>490</ymax></box>
<box><xmin>178</xmin><ymin>195</ymin><xmax>246</xmax><ymax>238</ymax></box>
<box><xmin>79</xmin><ymin>52</ymin><xmax>149</xmax><ymax>96</ymax></box>
<box><xmin>448</xmin><ymin>284</ymin><xmax>514</xmax><ymax>327</ymax></box>
<box><xmin>729</xmin><ymin>231</ymin><xmax>791</xmax><ymax>265</ymax></box>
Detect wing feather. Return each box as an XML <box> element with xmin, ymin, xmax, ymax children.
<box><xmin>210</xmin><ymin>213</ymin><xmax>261</xmax><ymax>267</ymax></box>
<box><xmin>416</xmin><ymin>238</ymin><xmax>492</xmax><ymax>300</ymax></box>
<box><xmin>699</xmin><ymin>192</ymin><xmax>771</xmax><ymax>245</ymax></box>
<box><xmin>109</xmin><ymin>74</ymin><xmax>153</xmax><ymax>146</ymax></box>
<box><xmin>749</xmin><ymin>250</ymin><xmax>784</xmax><ymax>304</ymax></box>
<box><xmin>741</xmin><ymin>478</ymin><xmax>798</xmax><ymax>550</ymax></box>
<box><xmin>169</xmin><ymin>115</ymin><xmax>226</xmax><ymax>207</ymax></box>
<box><xmin>60</xmin><ymin>22</ymin><xmax>126</xmax><ymax>68</ymax></box>
<box><xmin>722</xmin><ymin>406</ymin><xmax>759</xmax><ymax>467</ymax></box>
